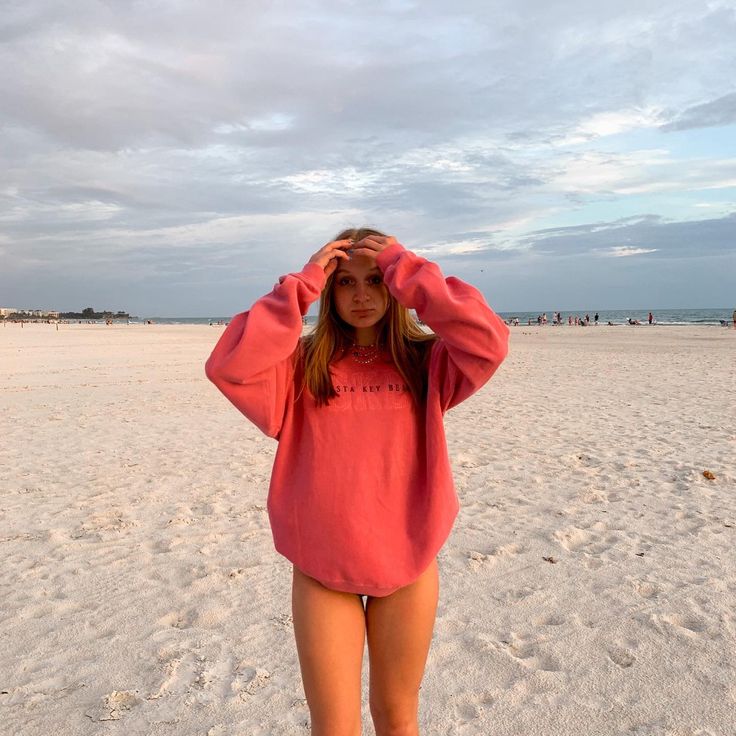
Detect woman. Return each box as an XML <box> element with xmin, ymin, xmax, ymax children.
<box><xmin>205</xmin><ymin>228</ymin><xmax>509</xmax><ymax>735</ymax></box>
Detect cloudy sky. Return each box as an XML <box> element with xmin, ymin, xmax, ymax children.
<box><xmin>2</xmin><ymin>0</ymin><xmax>735</xmax><ymax>316</ymax></box>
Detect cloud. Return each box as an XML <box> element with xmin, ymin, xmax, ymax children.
<box><xmin>661</xmin><ymin>92</ymin><xmax>736</xmax><ymax>132</ymax></box>
<box><xmin>601</xmin><ymin>246</ymin><xmax>659</xmax><ymax>257</ymax></box>
<box><xmin>514</xmin><ymin>213</ymin><xmax>736</xmax><ymax>260</ymax></box>
<box><xmin>1</xmin><ymin>1</ymin><xmax>735</xmax><ymax>313</ymax></box>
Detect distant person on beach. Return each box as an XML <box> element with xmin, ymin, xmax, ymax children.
<box><xmin>594</xmin><ymin>312</ymin><xmax>599</xmax><ymax>325</ymax></box>
<box><xmin>205</xmin><ymin>228</ymin><xmax>509</xmax><ymax>734</ymax></box>
<box><xmin>648</xmin><ymin>312</ymin><xmax>653</xmax><ymax>325</ymax></box>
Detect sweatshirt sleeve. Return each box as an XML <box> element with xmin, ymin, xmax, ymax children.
<box><xmin>204</xmin><ymin>262</ymin><xmax>326</xmax><ymax>438</ymax></box>
<box><xmin>376</xmin><ymin>242</ymin><xmax>509</xmax><ymax>412</ymax></box>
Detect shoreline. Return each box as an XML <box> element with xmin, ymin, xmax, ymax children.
<box><xmin>2</xmin><ymin>320</ymin><xmax>734</xmax><ymax>329</ymax></box>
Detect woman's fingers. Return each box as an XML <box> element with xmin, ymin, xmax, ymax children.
<box><xmin>308</xmin><ymin>239</ymin><xmax>353</xmax><ymax>270</ymax></box>
<box><xmin>308</xmin><ymin>235</ymin><xmax>398</xmax><ymax>273</ymax></box>
<box><xmin>324</xmin><ymin>248</ymin><xmax>350</xmax><ymax>276</ymax></box>
<box><xmin>352</xmin><ymin>235</ymin><xmax>396</xmax><ymax>252</ymax></box>
<box><xmin>320</xmin><ymin>238</ymin><xmax>351</xmax><ymax>253</ymax></box>
<box><xmin>331</xmin><ymin>245</ymin><xmax>350</xmax><ymax>260</ymax></box>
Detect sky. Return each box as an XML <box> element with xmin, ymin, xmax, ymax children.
<box><xmin>1</xmin><ymin>0</ymin><xmax>735</xmax><ymax>316</ymax></box>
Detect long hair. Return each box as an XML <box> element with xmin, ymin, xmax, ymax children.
<box><xmin>300</xmin><ymin>227</ymin><xmax>437</xmax><ymax>407</ymax></box>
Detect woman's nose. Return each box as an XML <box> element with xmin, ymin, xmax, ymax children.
<box><xmin>353</xmin><ymin>284</ymin><xmax>370</xmax><ymax>301</ymax></box>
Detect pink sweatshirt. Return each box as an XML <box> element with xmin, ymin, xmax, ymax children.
<box><xmin>205</xmin><ymin>243</ymin><xmax>509</xmax><ymax>596</ymax></box>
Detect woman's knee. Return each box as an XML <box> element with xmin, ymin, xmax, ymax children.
<box><xmin>369</xmin><ymin>694</ymin><xmax>419</xmax><ymax>736</ymax></box>
<box><xmin>308</xmin><ymin>712</ymin><xmax>362</xmax><ymax>736</ymax></box>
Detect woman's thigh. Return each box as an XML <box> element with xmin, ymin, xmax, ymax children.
<box><xmin>291</xmin><ymin>565</ymin><xmax>367</xmax><ymax>736</ymax></box>
<box><xmin>364</xmin><ymin>559</ymin><xmax>439</xmax><ymax>729</ymax></box>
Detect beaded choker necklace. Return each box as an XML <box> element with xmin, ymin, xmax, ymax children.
<box><xmin>350</xmin><ymin>342</ymin><xmax>384</xmax><ymax>365</ymax></box>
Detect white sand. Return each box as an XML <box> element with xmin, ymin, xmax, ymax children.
<box><xmin>1</xmin><ymin>322</ymin><xmax>734</xmax><ymax>735</ymax></box>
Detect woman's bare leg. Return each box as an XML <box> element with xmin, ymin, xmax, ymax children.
<box><xmin>291</xmin><ymin>565</ymin><xmax>366</xmax><ymax>736</ymax></box>
<box><xmin>365</xmin><ymin>558</ymin><xmax>439</xmax><ymax>736</ymax></box>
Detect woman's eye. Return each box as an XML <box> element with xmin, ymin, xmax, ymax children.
<box><xmin>369</xmin><ymin>276</ymin><xmax>383</xmax><ymax>285</ymax></box>
<box><xmin>337</xmin><ymin>277</ymin><xmax>353</xmax><ymax>286</ymax></box>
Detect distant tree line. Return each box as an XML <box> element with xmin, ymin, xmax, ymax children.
<box><xmin>60</xmin><ymin>307</ymin><xmax>131</xmax><ymax>319</ymax></box>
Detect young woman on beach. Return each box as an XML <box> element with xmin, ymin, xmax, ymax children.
<box><xmin>205</xmin><ymin>228</ymin><xmax>509</xmax><ymax>735</ymax></box>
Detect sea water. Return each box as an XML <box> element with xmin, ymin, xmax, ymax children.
<box><xmin>133</xmin><ymin>308</ymin><xmax>733</xmax><ymax>327</ymax></box>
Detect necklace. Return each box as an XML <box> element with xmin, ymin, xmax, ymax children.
<box><xmin>350</xmin><ymin>342</ymin><xmax>383</xmax><ymax>365</ymax></box>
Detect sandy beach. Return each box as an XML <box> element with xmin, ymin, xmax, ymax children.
<box><xmin>1</xmin><ymin>321</ymin><xmax>734</xmax><ymax>736</ymax></box>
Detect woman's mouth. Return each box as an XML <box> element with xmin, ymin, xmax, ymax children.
<box><xmin>352</xmin><ymin>309</ymin><xmax>375</xmax><ymax>316</ymax></box>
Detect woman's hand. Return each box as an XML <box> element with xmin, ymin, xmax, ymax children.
<box><xmin>350</xmin><ymin>234</ymin><xmax>399</xmax><ymax>259</ymax></box>
<box><xmin>307</xmin><ymin>239</ymin><xmax>352</xmax><ymax>278</ymax></box>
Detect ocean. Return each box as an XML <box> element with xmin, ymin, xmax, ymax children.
<box><xmin>496</xmin><ymin>308</ymin><xmax>733</xmax><ymax>326</ymax></box>
<box><xmin>130</xmin><ymin>307</ymin><xmax>733</xmax><ymax>327</ymax></box>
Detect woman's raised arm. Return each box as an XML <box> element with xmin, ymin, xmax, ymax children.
<box><xmin>371</xmin><ymin>240</ymin><xmax>509</xmax><ymax>411</ymax></box>
<box><xmin>205</xmin><ymin>239</ymin><xmax>351</xmax><ymax>436</ymax></box>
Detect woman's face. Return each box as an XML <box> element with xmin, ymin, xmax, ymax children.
<box><xmin>332</xmin><ymin>254</ymin><xmax>389</xmax><ymax>339</ymax></box>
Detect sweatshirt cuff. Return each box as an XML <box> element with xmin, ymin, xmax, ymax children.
<box><xmin>375</xmin><ymin>242</ymin><xmax>407</xmax><ymax>271</ymax></box>
<box><xmin>300</xmin><ymin>262</ymin><xmax>327</xmax><ymax>291</ymax></box>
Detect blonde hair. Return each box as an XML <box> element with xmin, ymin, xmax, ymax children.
<box><xmin>300</xmin><ymin>227</ymin><xmax>437</xmax><ymax>406</ymax></box>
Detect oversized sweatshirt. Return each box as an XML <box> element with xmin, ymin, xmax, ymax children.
<box><xmin>205</xmin><ymin>243</ymin><xmax>509</xmax><ymax>596</ymax></box>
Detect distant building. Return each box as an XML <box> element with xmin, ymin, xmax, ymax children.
<box><xmin>2</xmin><ymin>308</ymin><xmax>59</xmax><ymax>319</ymax></box>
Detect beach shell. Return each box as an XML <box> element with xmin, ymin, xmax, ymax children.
<box><xmin>702</xmin><ymin>470</ymin><xmax>716</xmax><ymax>480</ymax></box>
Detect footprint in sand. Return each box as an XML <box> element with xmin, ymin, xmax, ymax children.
<box><xmin>606</xmin><ymin>645</ymin><xmax>636</xmax><ymax>668</ymax></box>
<box><xmin>451</xmin><ymin>691</ymin><xmax>495</xmax><ymax>733</ymax></box>
<box><xmin>85</xmin><ymin>689</ymin><xmax>143</xmax><ymax>721</ymax></box>
<box><xmin>167</xmin><ymin>514</ymin><xmax>198</xmax><ymax>526</ymax></box>
<box><xmin>453</xmin><ymin>452</ymin><xmax>483</xmax><ymax>468</ymax></box>
<box><xmin>501</xmin><ymin>585</ymin><xmax>540</xmax><ymax>603</ymax></box>
<box><xmin>498</xmin><ymin>632</ymin><xmax>561</xmax><ymax>672</ymax></box>
<box><xmin>580</xmin><ymin>489</ymin><xmax>609</xmax><ymax>504</ymax></box>
<box><xmin>554</xmin><ymin>526</ymin><xmax>592</xmax><ymax>551</ymax></box>
<box><xmin>661</xmin><ymin>613</ymin><xmax>709</xmax><ymax>636</ymax></box>
<box><xmin>632</xmin><ymin>580</ymin><xmax>660</xmax><ymax>599</ymax></box>
<box><xmin>555</xmin><ymin>522</ymin><xmax>622</xmax><ymax>557</ymax></box>
<box><xmin>570</xmin><ymin>453</ymin><xmax>602</xmax><ymax>469</ymax></box>
<box><xmin>235</xmin><ymin>665</ymin><xmax>272</xmax><ymax>697</ymax></box>
<box><xmin>73</xmin><ymin>509</ymin><xmax>138</xmax><ymax>538</ymax></box>
<box><xmin>157</xmin><ymin>610</ymin><xmax>196</xmax><ymax>629</ymax></box>
<box><xmin>532</xmin><ymin>613</ymin><xmax>566</xmax><ymax>627</ymax></box>
<box><xmin>152</xmin><ymin>650</ymin><xmax>201</xmax><ymax>697</ymax></box>
<box><xmin>493</xmin><ymin>542</ymin><xmax>524</xmax><ymax>557</ymax></box>
<box><xmin>466</xmin><ymin>550</ymin><xmax>490</xmax><ymax>568</ymax></box>
<box><xmin>466</xmin><ymin>543</ymin><xmax>523</xmax><ymax>569</ymax></box>
<box><xmin>157</xmin><ymin>607</ymin><xmax>228</xmax><ymax>630</ymax></box>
